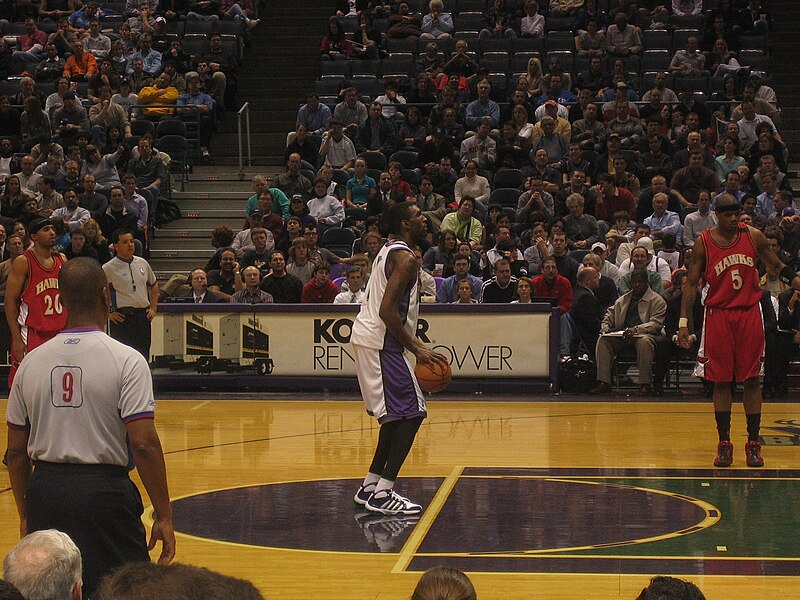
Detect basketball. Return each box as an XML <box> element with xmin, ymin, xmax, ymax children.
<box><xmin>415</xmin><ymin>361</ymin><xmax>452</xmax><ymax>393</ymax></box>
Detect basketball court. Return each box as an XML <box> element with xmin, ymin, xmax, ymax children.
<box><xmin>3</xmin><ymin>395</ymin><xmax>798</xmax><ymax>599</ymax></box>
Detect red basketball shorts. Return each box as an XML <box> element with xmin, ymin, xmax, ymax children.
<box><xmin>694</xmin><ymin>303</ymin><xmax>764</xmax><ymax>383</ymax></box>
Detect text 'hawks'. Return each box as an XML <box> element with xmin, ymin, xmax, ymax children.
<box><xmin>35</xmin><ymin>278</ymin><xmax>59</xmax><ymax>295</ymax></box>
<box><xmin>713</xmin><ymin>253</ymin><xmax>755</xmax><ymax>276</ymax></box>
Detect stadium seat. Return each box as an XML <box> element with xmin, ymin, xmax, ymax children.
<box><xmin>382</xmin><ymin>54</ymin><xmax>415</xmax><ymax>77</ymax></box>
<box><xmin>330</xmin><ymin>169</ymin><xmax>350</xmax><ymax>187</ymax></box>
<box><xmin>350</xmin><ymin>60</ymin><xmax>381</xmax><ymax>76</ymax></box>
<box><xmin>181</xmin><ymin>33</ymin><xmax>209</xmax><ymax>57</ymax></box>
<box><xmin>155</xmin><ymin>135</ymin><xmax>189</xmax><ymax>191</ymax></box>
<box><xmin>417</xmin><ymin>38</ymin><xmax>453</xmax><ymax>55</ymax></box>
<box><xmin>544</xmin><ymin>31</ymin><xmax>574</xmax><ymax>52</ymax></box>
<box><xmin>359</xmin><ymin>151</ymin><xmax>387</xmax><ymax>170</ymax></box>
<box><xmin>402</xmin><ymin>168</ymin><xmax>421</xmax><ymax>190</ymax></box>
<box><xmin>738</xmin><ymin>50</ymin><xmax>768</xmax><ymax>72</ymax></box>
<box><xmin>319</xmin><ymin>60</ymin><xmax>351</xmax><ymax>77</ymax></box>
<box><xmin>492</xmin><ymin>169</ymin><xmax>525</xmax><ymax>190</ymax></box>
<box><xmin>156</xmin><ymin>118</ymin><xmax>187</xmax><ymax>140</ymax></box>
<box><xmin>385</xmin><ymin>38</ymin><xmax>417</xmax><ymax>53</ymax></box>
<box><xmin>389</xmin><ymin>150</ymin><xmax>419</xmax><ymax>169</ymax></box>
<box><xmin>185</xmin><ymin>20</ymin><xmax>215</xmax><ymax>35</ymax></box>
<box><xmin>479</xmin><ymin>37</ymin><xmax>513</xmax><ymax>54</ymax></box>
<box><xmin>130</xmin><ymin>119</ymin><xmax>155</xmax><ymax>140</ymax></box>
<box><xmin>455</xmin><ymin>12</ymin><xmax>483</xmax><ymax>32</ymax></box>
<box><xmin>314</xmin><ymin>76</ymin><xmax>345</xmax><ymax>97</ymax></box>
<box><xmin>546</xmin><ymin>50</ymin><xmax>575</xmax><ymax>73</ymax></box>
<box><xmin>511</xmin><ymin>51</ymin><xmax>541</xmax><ymax>74</ymax></box>
<box><xmin>351</xmin><ymin>75</ymin><xmax>379</xmax><ymax>98</ymax></box>
<box><xmin>640</xmin><ymin>50</ymin><xmax>671</xmax><ymax>73</ymax></box>
<box><xmin>512</xmin><ymin>37</ymin><xmax>545</xmax><ymax>54</ymax></box>
<box><xmin>320</xmin><ymin>227</ymin><xmax>357</xmax><ymax>258</ymax></box>
<box><xmin>739</xmin><ymin>35</ymin><xmax>768</xmax><ymax>51</ymax></box>
<box><xmin>489</xmin><ymin>188</ymin><xmax>522</xmax><ymax>208</ymax></box>
<box><xmin>672</xmin><ymin>29</ymin><xmax>700</xmax><ymax>52</ymax></box>
<box><xmin>642</xmin><ymin>29</ymin><xmax>671</xmax><ymax>51</ymax></box>
<box><xmin>480</xmin><ymin>51</ymin><xmax>511</xmax><ymax>73</ymax></box>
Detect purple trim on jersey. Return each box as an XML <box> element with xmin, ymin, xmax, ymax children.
<box><xmin>61</xmin><ymin>328</ymin><xmax>102</xmax><ymax>333</ymax></box>
<box><xmin>378</xmin><ymin>349</ymin><xmax>426</xmax><ymax>423</ymax></box>
<box><xmin>382</xmin><ymin>242</ymin><xmax>414</xmax><ymax>353</ymax></box>
<box><xmin>122</xmin><ymin>411</ymin><xmax>155</xmax><ymax>424</ymax></box>
<box><xmin>7</xmin><ymin>421</ymin><xmax>29</xmax><ymax>431</ymax></box>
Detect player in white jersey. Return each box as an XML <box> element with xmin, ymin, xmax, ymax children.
<box><xmin>6</xmin><ymin>258</ymin><xmax>175</xmax><ymax>597</ymax></box>
<box><xmin>351</xmin><ymin>201</ymin><xmax>448</xmax><ymax>516</ymax></box>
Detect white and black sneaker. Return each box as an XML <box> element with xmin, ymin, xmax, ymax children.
<box><xmin>353</xmin><ymin>484</ymin><xmax>375</xmax><ymax>506</ymax></box>
<box><xmin>365</xmin><ymin>489</ymin><xmax>422</xmax><ymax>516</ymax></box>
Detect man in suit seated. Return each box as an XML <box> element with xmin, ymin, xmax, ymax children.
<box><xmin>569</xmin><ymin>265</ymin><xmax>603</xmax><ymax>360</ymax></box>
<box><xmin>591</xmin><ymin>268</ymin><xmax>666</xmax><ymax>396</ymax></box>
<box><xmin>189</xmin><ymin>268</ymin><xmax>227</xmax><ymax>303</ymax></box>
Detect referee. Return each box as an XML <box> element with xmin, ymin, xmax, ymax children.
<box><xmin>6</xmin><ymin>257</ymin><xmax>175</xmax><ymax>597</ymax></box>
<box><xmin>103</xmin><ymin>229</ymin><xmax>159</xmax><ymax>358</ymax></box>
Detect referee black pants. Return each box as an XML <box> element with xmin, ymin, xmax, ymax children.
<box><xmin>110</xmin><ymin>308</ymin><xmax>151</xmax><ymax>359</ymax></box>
<box><xmin>26</xmin><ymin>462</ymin><xmax>149</xmax><ymax>598</ymax></box>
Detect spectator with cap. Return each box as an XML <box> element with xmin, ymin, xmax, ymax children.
<box><xmin>591</xmin><ymin>267</ymin><xmax>666</xmax><ymax>396</ymax></box>
<box><xmin>590</xmin><ymin>241</ymin><xmax>620</xmax><ymax>283</ymax></box>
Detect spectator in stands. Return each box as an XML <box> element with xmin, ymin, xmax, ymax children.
<box><xmin>177</xmin><ymin>72</ymin><xmax>216</xmax><ymax>163</ymax></box>
<box><xmin>420</xmin><ymin>0</ymin><xmax>453</xmax><ymax>39</ymax></box>
<box><xmin>126</xmin><ymin>57</ymin><xmax>153</xmax><ymax>94</ymax></box>
<box><xmin>465</xmin><ymin>80</ymin><xmax>500</xmax><ymax>132</ymax></box>
<box><xmin>77</xmin><ymin>172</ymin><xmax>106</xmax><ymax>215</ymax></box>
<box><xmin>459</xmin><ymin>119</ymin><xmax>496</xmax><ymax>172</ymax></box>
<box><xmin>441</xmin><ymin>38</ymin><xmax>479</xmax><ymax>90</ymax></box>
<box><xmin>683</xmin><ymin>189</ymin><xmax>716</xmax><ymax>249</ymax></box>
<box><xmin>442</xmin><ymin>195</ymin><xmax>483</xmax><ymax>250</ymax></box>
<box><xmin>569</xmin><ymin>265</ymin><xmax>603</xmax><ymax>358</ymax></box>
<box><xmin>11</xmin><ymin>18</ymin><xmax>49</xmax><ymax>74</ymax></box>
<box><xmin>52</xmin><ymin>91</ymin><xmax>89</xmax><ymax>148</ymax></box>
<box><xmin>422</xmin><ymin>230</ymin><xmax>458</xmax><ymax>277</ymax></box>
<box><xmin>355</xmin><ymin>102</ymin><xmax>397</xmax><ymax>156</ymax></box>
<box><xmin>571</xmin><ymin>102</ymin><xmax>605</xmax><ymax>154</ymax></box>
<box><xmin>643</xmin><ymin>192</ymin><xmax>681</xmax><ymax>243</ymax></box>
<box><xmin>453</xmin><ymin>162</ymin><xmax>490</xmax><ymax>218</ymax></box>
<box><xmin>593</xmin><ymin>172</ymin><xmax>635</xmax><ymax>227</ymax></box>
<box><xmin>81</xmin><ymin>145</ymin><xmax>123</xmax><ymax>193</ymax></box>
<box><xmin>51</xmin><ymin>180</ymin><xmax>89</xmax><ymax>224</ymax></box>
<box><xmin>386</xmin><ymin>1</ymin><xmax>422</xmax><ymax>39</ymax></box>
<box><xmin>520</xmin><ymin>1</ymin><xmax>545</xmax><ymax>37</ymax></box>
<box><xmin>618</xmin><ymin>241</ymin><xmax>667</xmax><ymax>294</ymax></box>
<box><xmin>413</xmin><ymin>175</ymin><xmax>445</xmax><ymax>234</ymax></box>
<box><xmin>642</xmin><ymin>73</ymin><xmax>678</xmax><ymax>106</ymax></box>
<box><xmin>583</xmin><ymin>251</ymin><xmax>618</xmax><ymax>306</ymax></box>
<box><xmin>739</xmin><ymin>0</ymin><xmax>770</xmax><ymax>35</ymax></box>
<box><xmin>669</xmin><ymin>36</ymin><xmax>705</xmax><ymax>76</ymax></box>
<box><xmin>575</xmin><ymin>54</ymin><xmax>609</xmax><ymax>94</ymax></box>
<box><xmin>674</xmin><ymin>131</ymin><xmax>714</xmax><ymax>171</ymax></box>
<box><xmin>319</xmin><ymin>19</ymin><xmax>352</xmax><ymax>61</ymax></box>
<box><xmin>83</xmin><ymin>18</ymin><xmax>111</xmax><ymax>60</ymax></box>
<box><xmin>532</xmin><ymin>255</ymin><xmax>573</xmax><ymax>315</ymax></box>
<box><xmin>3</xmin><ymin>530</ymin><xmax>83</xmax><ymax>600</ymax></box>
<box><xmin>137</xmin><ymin>71</ymin><xmax>179</xmax><ymax>117</ymax></box>
<box><xmin>121</xmin><ymin>172</ymin><xmax>148</xmax><ymax>232</ymax></box>
<box><xmin>286</xmin><ymin>124</ymin><xmax>321</xmax><ymax>168</ymax></box>
<box><xmin>126</xmin><ymin>32</ymin><xmax>162</xmax><ymax>76</ymax></box>
<box><xmin>0</xmin><ymin>176</ymin><xmax>33</xmax><ymax>219</ymax></box>
<box><xmin>276</xmin><ymin>154</ymin><xmax>312</xmax><ymax>201</ymax></box>
<box><xmin>297</xmin><ymin>93</ymin><xmax>331</xmax><ymax>139</ymax></box>
<box><xmin>535</xmin><ymin>73</ymin><xmax>576</xmax><ymax>108</ymax></box>
<box><xmin>550</xmin><ymin>230</ymin><xmax>579</xmax><ymax>285</ymax></box>
<box><xmin>20</xmin><ymin>100</ymin><xmax>50</xmax><ymax>154</ymax></box>
<box><xmin>497</xmin><ymin>120</ymin><xmax>531</xmax><ymax>169</ymax></box>
<box><xmin>256</xmin><ymin>250</ymin><xmax>300</xmax><ymax>303</ymax></box>
<box><xmin>129</xmin><ymin>136</ymin><xmax>166</xmax><ymax>209</ymax></box>
<box><xmin>333</xmin><ymin>265</ymin><xmax>364</xmax><ymax>304</ymax></box>
<box><xmin>96</xmin><ymin>184</ymin><xmax>137</xmax><ymax>238</ymax></box>
<box><xmin>301</xmin><ymin>261</ymin><xmax>338</xmax><ymax>303</ymax></box>
<box><xmin>436</xmin><ymin>253</ymin><xmax>482</xmax><ymax>303</ymax></box>
<box><xmin>480</xmin><ymin>258</ymin><xmax>516</xmax><ymax>303</ymax></box>
<box><xmin>320</xmin><ymin>119</ymin><xmax>357</xmax><ymax>170</ymax></box>
<box><xmin>605</xmin><ymin>12</ymin><xmax>641</xmax><ymax>57</ymax></box>
<box><xmin>55</xmin><ymin>158</ymin><xmax>83</xmax><ymax>195</ymax></box>
<box><xmin>531</xmin><ymin>115</ymin><xmax>569</xmax><ymax>165</ymax></box>
<box><xmin>81</xmin><ymin>218</ymin><xmax>110</xmax><ymax>262</ymax></box>
<box><xmin>88</xmin><ymin>59</ymin><xmax>122</xmax><ymax>104</ymax></box>
<box><xmin>737</xmin><ymin>100</ymin><xmax>780</xmax><ymax>149</ymax></box>
<box><xmin>36</xmin><ymin>175</ymin><xmax>65</xmax><ymax>216</ymax></box>
<box><xmin>671</xmin><ymin>150</ymin><xmax>720</xmax><ymax>207</ymax></box>
<box><xmin>429</xmin><ymin>155</ymin><xmax>457</xmax><ymax>202</ymax></box>
<box><xmin>591</xmin><ymin>267</ymin><xmax>665</xmax><ymax>396</ymax></box>
<box><xmin>563</xmin><ymin>193</ymin><xmax>599</xmax><ymax>250</ymax></box>
<box><xmin>230</xmin><ymin>265</ymin><xmax>273</xmax><ymax>303</ymax></box>
<box><xmin>208</xmin><ymin>247</ymin><xmax>244</xmax><ymax>300</ymax></box>
<box><xmin>334</xmin><ymin>87</ymin><xmax>369</xmax><ymax>140</ymax></box>
<box><xmin>307</xmin><ymin>177</ymin><xmax>345</xmax><ymax>235</ymax></box>
<box><xmin>712</xmin><ymin>170</ymin><xmax>746</xmax><ymax>206</ymax></box>
<box><xmin>220</xmin><ymin>0</ymin><xmax>259</xmax><ymax>29</ymax></box>
<box><xmin>186</xmin><ymin>268</ymin><xmax>226</xmax><ymax>303</ymax></box>
<box><xmin>35</xmin><ymin>43</ymin><xmax>66</xmax><ymax>83</ymax></box>
<box><xmin>480</xmin><ymin>0</ymin><xmax>518</xmax><ymax>39</ymax></box>
<box><xmin>606</xmin><ymin>102</ymin><xmax>642</xmax><ymax>151</ymax></box>
<box><xmin>89</xmin><ymin>86</ymin><xmax>131</xmax><ymax>148</ymax></box>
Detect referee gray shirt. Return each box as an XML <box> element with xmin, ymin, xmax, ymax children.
<box><xmin>103</xmin><ymin>255</ymin><xmax>156</xmax><ymax>309</ymax></box>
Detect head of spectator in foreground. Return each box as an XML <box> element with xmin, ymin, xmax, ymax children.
<box><xmin>190</xmin><ymin>268</ymin><xmax>208</xmax><ymax>296</ymax></box>
<box><xmin>345</xmin><ymin>265</ymin><xmax>363</xmax><ymax>292</ymax></box>
<box><xmin>0</xmin><ymin>579</ymin><xmax>24</xmax><ymax>600</ymax></box>
<box><xmin>92</xmin><ymin>561</ymin><xmax>264</xmax><ymax>600</ymax></box>
<box><xmin>312</xmin><ymin>261</ymin><xmax>330</xmax><ymax>287</ymax></box>
<box><xmin>635</xmin><ymin>575</ymin><xmax>706</xmax><ymax>600</ymax></box>
<box><xmin>630</xmin><ymin>267</ymin><xmax>650</xmax><ymax>298</ymax></box>
<box><xmin>411</xmin><ymin>566</ymin><xmax>477</xmax><ymax>600</ymax></box>
<box><xmin>3</xmin><ymin>530</ymin><xmax>82</xmax><ymax>600</ymax></box>
<box><xmin>241</xmin><ymin>265</ymin><xmax>262</xmax><ymax>291</ymax></box>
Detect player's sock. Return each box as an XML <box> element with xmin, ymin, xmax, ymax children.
<box><xmin>746</xmin><ymin>413</ymin><xmax>761</xmax><ymax>442</ymax></box>
<box><xmin>375</xmin><ymin>478</ymin><xmax>394</xmax><ymax>494</ymax></box>
<box><xmin>362</xmin><ymin>473</ymin><xmax>380</xmax><ymax>488</ymax></box>
<box><xmin>715</xmin><ymin>411</ymin><xmax>731</xmax><ymax>442</ymax></box>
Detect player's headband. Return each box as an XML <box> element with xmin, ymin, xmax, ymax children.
<box><xmin>715</xmin><ymin>203</ymin><xmax>741</xmax><ymax>214</ymax></box>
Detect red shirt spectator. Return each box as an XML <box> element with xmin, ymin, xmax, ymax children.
<box><xmin>532</xmin><ymin>259</ymin><xmax>574</xmax><ymax>314</ymax></box>
<box><xmin>301</xmin><ymin>264</ymin><xmax>339</xmax><ymax>303</ymax></box>
<box><xmin>594</xmin><ymin>175</ymin><xmax>636</xmax><ymax>222</ymax></box>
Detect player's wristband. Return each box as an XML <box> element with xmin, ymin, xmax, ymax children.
<box><xmin>678</xmin><ymin>318</ymin><xmax>688</xmax><ymax>329</ymax></box>
<box><xmin>779</xmin><ymin>266</ymin><xmax>796</xmax><ymax>285</ymax></box>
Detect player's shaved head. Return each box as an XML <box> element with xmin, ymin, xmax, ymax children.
<box><xmin>715</xmin><ymin>193</ymin><xmax>741</xmax><ymax>213</ymax></box>
<box><xmin>59</xmin><ymin>257</ymin><xmax>108</xmax><ymax>318</ymax></box>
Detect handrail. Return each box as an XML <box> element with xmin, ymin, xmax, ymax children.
<box><xmin>237</xmin><ymin>101</ymin><xmax>252</xmax><ymax>179</ymax></box>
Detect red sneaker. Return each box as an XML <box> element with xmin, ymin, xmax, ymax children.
<box><xmin>745</xmin><ymin>440</ymin><xmax>764</xmax><ymax>468</ymax></box>
<box><xmin>714</xmin><ymin>441</ymin><xmax>733</xmax><ymax>467</ymax></box>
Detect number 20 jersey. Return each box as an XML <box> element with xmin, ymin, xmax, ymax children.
<box><xmin>700</xmin><ymin>224</ymin><xmax>762</xmax><ymax>309</ymax></box>
<box><xmin>19</xmin><ymin>249</ymin><xmax>67</xmax><ymax>342</ymax></box>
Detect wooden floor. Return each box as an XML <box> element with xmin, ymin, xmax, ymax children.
<box><xmin>2</xmin><ymin>395</ymin><xmax>799</xmax><ymax>599</ymax></box>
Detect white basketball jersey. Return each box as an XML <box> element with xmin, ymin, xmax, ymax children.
<box><xmin>351</xmin><ymin>240</ymin><xmax>419</xmax><ymax>351</ymax></box>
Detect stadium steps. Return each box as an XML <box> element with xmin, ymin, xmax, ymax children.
<box><xmin>768</xmin><ymin>0</ymin><xmax>800</xmax><ymax>156</ymax></box>
<box><xmin>210</xmin><ymin>1</ymin><xmax>330</xmax><ymax>166</ymax></box>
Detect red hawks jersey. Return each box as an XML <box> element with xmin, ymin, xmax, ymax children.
<box><xmin>700</xmin><ymin>224</ymin><xmax>762</xmax><ymax>309</ymax></box>
<box><xmin>19</xmin><ymin>249</ymin><xmax>67</xmax><ymax>340</ymax></box>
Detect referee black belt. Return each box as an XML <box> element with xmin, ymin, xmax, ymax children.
<box><xmin>33</xmin><ymin>461</ymin><xmax>129</xmax><ymax>477</ymax></box>
<box><xmin>115</xmin><ymin>307</ymin><xmax>148</xmax><ymax>315</ymax></box>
